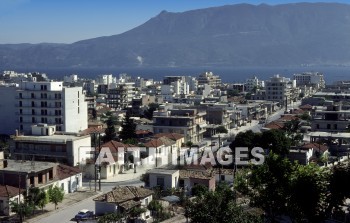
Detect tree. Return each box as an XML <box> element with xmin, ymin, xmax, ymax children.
<box><xmin>97</xmin><ymin>213</ymin><xmax>124</xmax><ymax>223</ymax></box>
<box><xmin>128</xmin><ymin>207</ymin><xmax>146</xmax><ymax>221</ymax></box>
<box><xmin>48</xmin><ymin>185</ymin><xmax>64</xmax><ymax>209</ymax></box>
<box><xmin>260</xmin><ymin>129</ymin><xmax>291</xmax><ymax>156</ymax></box>
<box><xmin>191</xmin><ymin>184</ymin><xmax>208</xmax><ymax>197</ymax></box>
<box><xmin>119</xmin><ymin>111</ymin><xmax>137</xmax><ymax>142</ymax></box>
<box><xmin>144</xmin><ymin>103</ymin><xmax>159</xmax><ymax>120</ymax></box>
<box><xmin>186</xmin><ymin>182</ymin><xmax>263</xmax><ymax>223</ymax></box>
<box><xmin>289</xmin><ymin>164</ymin><xmax>329</xmax><ymax>222</ymax></box>
<box><xmin>10</xmin><ymin>200</ymin><xmax>34</xmax><ymax>220</ymax></box>
<box><xmin>26</xmin><ymin>187</ymin><xmax>48</xmax><ymax>212</ymax></box>
<box><xmin>215</xmin><ymin>126</ymin><xmax>228</xmax><ymax>134</ymax></box>
<box><xmin>148</xmin><ymin>200</ymin><xmax>163</xmax><ymax>222</ymax></box>
<box><xmin>246</xmin><ymin>153</ymin><xmax>294</xmax><ymax>221</ymax></box>
<box><xmin>104</xmin><ymin>116</ymin><xmax>117</xmax><ymax>142</ymax></box>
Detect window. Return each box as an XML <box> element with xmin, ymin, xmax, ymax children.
<box><xmin>49</xmin><ymin>170</ymin><xmax>53</xmax><ymax>180</ymax></box>
<box><xmin>316</xmin><ymin>124</ymin><xmax>319</xmax><ymax>129</ymax></box>
<box><xmin>19</xmin><ymin>101</ymin><xmax>22</xmax><ymax>107</ymax></box>
<box><xmin>327</xmin><ymin>124</ymin><xmax>331</xmax><ymax>129</ymax></box>
<box><xmin>145</xmin><ymin>198</ymin><xmax>149</xmax><ymax>206</ymax></box>
<box><xmin>156</xmin><ymin>177</ymin><xmax>165</xmax><ymax>189</ymax></box>
<box><xmin>19</xmin><ymin>93</ymin><xmax>22</xmax><ymax>99</ymax></box>
<box><xmin>334</xmin><ymin>124</ymin><xmax>337</xmax><ymax>130</ymax></box>
<box><xmin>220</xmin><ymin>175</ymin><xmax>225</xmax><ymax>181</ymax></box>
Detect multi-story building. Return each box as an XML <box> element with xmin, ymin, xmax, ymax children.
<box><xmin>311</xmin><ymin>104</ymin><xmax>350</xmax><ymax>132</ymax></box>
<box><xmin>16</xmin><ymin>81</ymin><xmax>88</xmax><ymax>134</ymax></box>
<box><xmin>153</xmin><ymin>108</ymin><xmax>207</xmax><ymax>143</ymax></box>
<box><xmin>106</xmin><ymin>83</ymin><xmax>135</xmax><ymax>110</ymax></box>
<box><xmin>11</xmin><ymin>124</ymin><xmax>92</xmax><ymax>166</ymax></box>
<box><xmin>0</xmin><ymin>85</ymin><xmax>18</xmax><ymax>135</ymax></box>
<box><xmin>95</xmin><ymin>74</ymin><xmax>116</xmax><ymax>85</ymax></box>
<box><xmin>245</xmin><ymin>76</ymin><xmax>265</xmax><ymax>92</ymax></box>
<box><xmin>197</xmin><ymin>72</ymin><xmax>222</xmax><ymax>88</ymax></box>
<box><xmin>293</xmin><ymin>72</ymin><xmax>325</xmax><ymax>89</ymax></box>
<box><xmin>265</xmin><ymin>74</ymin><xmax>298</xmax><ymax>105</ymax></box>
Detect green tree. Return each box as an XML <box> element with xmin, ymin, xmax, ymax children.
<box><xmin>247</xmin><ymin>153</ymin><xmax>294</xmax><ymax>221</ymax></box>
<box><xmin>97</xmin><ymin>213</ymin><xmax>124</xmax><ymax>223</ymax></box>
<box><xmin>144</xmin><ymin>103</ymin><xmax>159</xmax><ymax>120</ymax></box>
<box><xmin>215</xmin><ymin>126</ymin><xmax>228</xmax><ymax>134</ymax></box>
<box><xmin>10</xmin><ymin>201</ymin><xmax>34</xmax><ymax>220</ymax></box>
<box><xmin>187</xmin><ymin>182</ymin><xmax>263</xmax><ymax>223</ymax></box>
<box><xmin>104</xmin><ymin>116</ymin><xmax>117</xmax><ymax>142</ymax></box>
<box><xmin>119</xmin><ymin>111</ymin><xmax>137</xmax><ymax>142</ymax></box>
<box><xmin>48</xmin><ymin>185</ymin><xmax>65</xmax><ymax>209</ymax></box>
<box><xmin>128</xmin><ymin>207</ymin><xmax>146</xmax><ymax>221</ymax></box>
<box><xmin>148</xmin><ymin>200</ymin><xmax>163</xmax><ymax>222</ymax></box>
<box><xmin>191</xmin><ymin>184</ymin><xmax>209</xmax><ymax>197</ymax></box>
<box><xmin>326</xmin><ymin>163</ymin><xmax>350</xmax><ymax>216</ymax></box>
<box><xmin>289</xmin><ymin>164</ymin><xmax>329</xmax><ymax>222</ymax></box>
<box><xmin>260</xmin><ymin>129</ymin><xmax>291</xmax><ymax>156</ymax></box>
<box><xmin>26</xmin><ymin>187</ymin><xmax>48</xmax><ymax>213</ymax></box>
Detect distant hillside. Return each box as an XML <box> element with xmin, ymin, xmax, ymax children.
<box><xmin>1</xmin><ymin>2</ymin><xmax>350</xmax><ymax>69</ymax></box>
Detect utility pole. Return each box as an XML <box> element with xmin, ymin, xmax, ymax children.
<box><xmin>93</xmin><ymin>133</ymin><xmax>97</xmax><ymax>192</ymax></box>
<box><xmin>18</xmin><ymin>170</ymin><xmax>23</xmax><ymax>223</ymax></box>
<box><xmin>98</xmin><ymin>132</ymin><xmax>101</xmax><ymax>191</ymax></box>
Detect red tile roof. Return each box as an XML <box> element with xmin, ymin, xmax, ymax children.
<box><xmin>300</xmin><ymin>143</ymin><xmax>328</xmax><ymax>153</ymax></box>
<box><xmin>56</xmin><ymin>164</ymin><xmax>81</xmax><ymax>180</ymax></box>
<box><xmin>144</xmin><ymin>139</ymin><xmax>164</xmax><ymax>147</ymax></box>
<box><xmin>135</xmin><ymin>130</ymin><xmax>153</xmax><ymax>135</ymax></box>
<box><xmin>100</xmin><ymin>140</ymin><xmax>136</xmax><ymax>153</ymax></box>
<box><xmin>264</xmin><ymin>121</ymin><xmax>284</xmax><ymax>130</ymax></box>
<box><xmin>0</xmin><ymin>185</ymin><xmax>22</xmax><ymax>198</ymax></box>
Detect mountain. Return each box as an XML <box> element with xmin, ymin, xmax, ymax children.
<box><xmin>2</xmin><ymin>2</ymin><xmax>350</xmax><ymax>69</ymax></box>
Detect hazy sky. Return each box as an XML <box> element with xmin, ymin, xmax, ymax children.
<box><xmin>1</xmin><ymin>0</ymin><xmax>349</xmax><ymax>44</ymax></box>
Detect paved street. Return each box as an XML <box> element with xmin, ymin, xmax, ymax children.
<box><xmin>27</xmin><ymin>178</ymin><xmax>144</xmax><ymax>223</ymax></box>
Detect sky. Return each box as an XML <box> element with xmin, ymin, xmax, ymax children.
<box><xmin>1</xmin><ymin>0</ymin><xmax>349</xmax><ymax>44</ymax></box>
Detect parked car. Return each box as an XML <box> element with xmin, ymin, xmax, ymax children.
<box><xmin>75</xmin><ymin>209</ymin><xmax>94</xmax><ymax>220</ymax></box>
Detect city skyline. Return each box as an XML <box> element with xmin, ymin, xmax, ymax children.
<box><xmin>1</xmin><ymin>0</ymin><xmax>349</xmax><ymax>44</ymax></box>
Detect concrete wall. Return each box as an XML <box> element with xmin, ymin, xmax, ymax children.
<box><xmin>149</xmin><ymin>171</ymin><xmax>179</xmax><ymax>190</ymax></box>
<box><xmin>95</xmin><ymin>201</ymin><xmax>117</xmax><ymax>215</ymax></box>
<box><xmin>0</xmin><ymin>86</ymin><xmax>17</xmax><ymax>135</ymax></box>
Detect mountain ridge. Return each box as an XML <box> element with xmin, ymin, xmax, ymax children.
<box><xmin>1</xmin><ymin>2</ymin><xmax>350</xmax><ymax>69</ymax></box>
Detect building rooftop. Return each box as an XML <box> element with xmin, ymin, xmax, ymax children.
<box><xmin>3</xmin><ymin>160</ymin><xmax>57</xmax><ymax>173</ymax></box>
<box><xmin>147</xmin><ymin>168</ymin><xmax>179</xmax><ymax>175</ymax></box>
<box><xmin>13</xmin><ymin>133</ymin><xmax>90</xmax><ymax>143</ymax></box>
<box><xmin>309</xmin><ymin>131</ymin><xmax>350</xmax><ymax>138</ymax></box>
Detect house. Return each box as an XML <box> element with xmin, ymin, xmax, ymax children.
<box><xmin>0</xmin><ymin>160</ymin><xmax>82</xmax><ymax>194</ymax></box>
<box><xmin>153</xmin><ymin>133</ymin><xmax>185</xmax><ymax>149</ymax></box>
<box><xmin>94</xmin><ymin>186</ymin><xmax>153</xmax><ymax>221</ymax></box>
<box><xmin>179</xmin><ymin>169</ymin><xmax>216</xmax><ymax>195</ymax></box>
<box><xmin>0</xmin><ymin>185</ymin><xmax>24</xmax><ymax>216</ymax></box>
<box><xmin>147</xmin><ymin>169</ymin><xmax>179</xmax><ymax>190</ymax></box>
<box><xmin>83</xmin><ymin>140</ymin><xmax>139</xmax><ymax>180</ymax></box>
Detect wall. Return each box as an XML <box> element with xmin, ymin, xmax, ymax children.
<box><xmin>95</xmin><ymin>201</ymin><xmax>117</xmax><ymax>215</ymax></box>
<box><xmin>0</xmin><ymin>86</ymin><xmax>17</xmax><ymax>135</ymax></box>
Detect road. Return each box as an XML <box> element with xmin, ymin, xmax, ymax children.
<box><xmin>34</xmin><ymin>179</ymin><xmax>144</xmax><ymax>223</ymax></box>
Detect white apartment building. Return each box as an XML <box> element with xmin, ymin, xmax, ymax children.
<box><xmin>245</xmin><ymin>76</ymin><xmax>265</xmax><ymax>92</ymax></box>
<box><xmin>95</xmin><ymin>74</ymin><xmax>116</xmax><ymax>85</ymax></box>
<box><xmin>265</xmin><ymin>74</ymin><xmax>298</xmax><ymax>105</ymax></box>
<box><xmin>106</xmin><ymin>82</ymin><xmax>135</xmax><ymax>110</ymax></box>
<box><xmin>16</xmin><ymin>81</ymin><xmax>88</xmax><ymax>134</ymax></box>
<box><xmin>197</xmin><ymin>71</ymin><xmax>222</xmax><ymax>88</ymax></box>
<box><xmin>293</xmin><ymin>72</ymin><xmax>325</xmax><ymax>89</ymax></box>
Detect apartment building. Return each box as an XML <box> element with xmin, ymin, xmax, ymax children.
<box><xmin>197</xmin><ymin>71</ymin><xmax>222</xmax><ymax>88</ymax></box>
<box><xmin>11</xmin><ymin>124</ymin><xmax>92</xmax><ymax>166</ymax></box>
<box><xmin>265</xmin><ymin>74</ymin><xmax>298</xmax><ymax>105</ymax></box>
<box><xmin>16</xmin><ymin>81</ymin><xmax>87</xmax><ymax>134</ymax></box>
<box><xmin>245</xmin><ymin>76</ymin><xmax>265</xmax><ymax>92</ymax></box>
<box><xmin>106</xmin><ymin>82</ymin><xmax>135</xmax><ymax>110</ymax></box>
<box><xmin>153</xmin><ymin>108</ymin><xmax>207</xmax><ymax>143</ymax></box>
<box><xmin>311</xmin><ymin>104</ymin><xmax>350</xmax><ymax>132</ymax></box>
<box><xmin>293</xmin><ymin>72</ymin><xmax>325</xmax><ymax>89</ymax></box>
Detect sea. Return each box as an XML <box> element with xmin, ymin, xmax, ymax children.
<box><xmin>3</xmin><ymin>66</ymin><xmax>350</xmax><ymax>84</ymax></box>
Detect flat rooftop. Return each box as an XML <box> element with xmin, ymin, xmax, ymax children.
<box><xmin>14</xmin><ymin>134</ymin><xmax>90</xmax><ymax>143</ymax></box>
<box><xmin>147</xmin><ymin>168</ymin><xmax>179</xmax><ymax>175</ymax></box>
<box><xmin>308</xmin><ymin>131</ymin><xmax>350</xmax><ymax>138</ymax></box>
<box><xmin>3</xmin><ymin>160</ymin><xmax>57</xmax><ymax>173</ymax></box>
